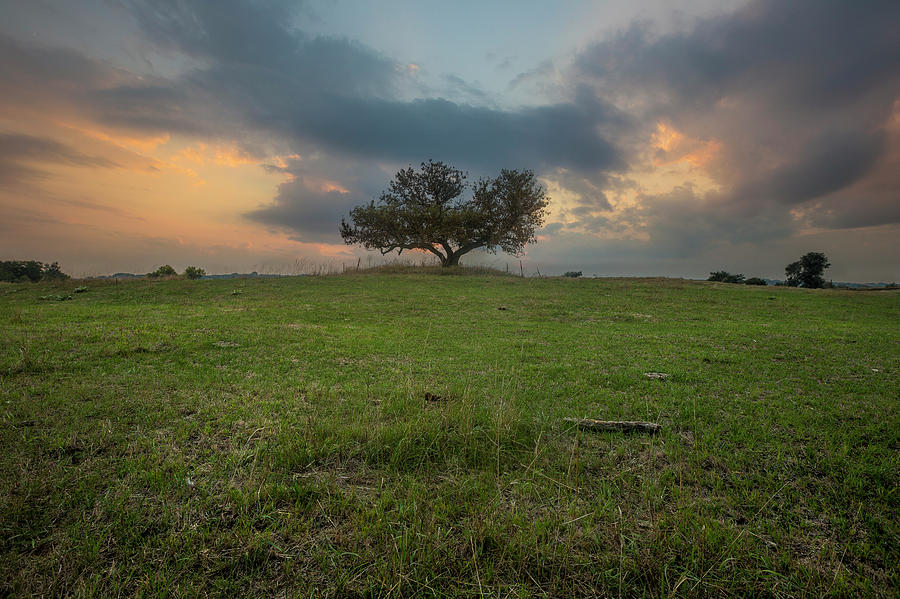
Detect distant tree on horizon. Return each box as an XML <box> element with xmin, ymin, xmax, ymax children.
<box><xmin>147</xmin><ymin>265</ymin><xmax>178</xmax><ymax>278</ymax></box>
<box><xmin>184</xmin><ymin>266</ymin><xmax>206</xmax><ymax>280</ymax></box>
<box><xmin>785</xmin><ymin>252</ymin><xmax>830</xmax><ymax>288</ymax></box>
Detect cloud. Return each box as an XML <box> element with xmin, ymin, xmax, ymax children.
<box><xmin>89</xmin><ymin>84</ymin><xmax>208</xmax><ymax>135</ymax></box>
<box><xmin>560</xmin><ymin>0</ymin><xmax>900</xmax><ymax>242</ymax></box>
<box><xmin>123</xmin><ymin>0</ymin><xmax>300</xmax><ymax>65</ymax></box>
<box><xmin>246</xmin><ymin>182</ymin><xmax>364</xmax><ymax>244</ymax></box>
<box><xmin>0</xmin><ymin>133</ymin><xmax>118</xmax><ymax>168</ymax></box>
<box><xmin>733</xmin><ymin>129</ymin><xmax>886</xmax><ymax>207</ymax></box>
<box><xmin>576</xmin><ymin>1</ymin><xmax>900</xmax><ymax>116</ymax></box>
<box><xmin>286</xmin><ymin>92</ymin><xmax>625</xmax><ymax>173</ymax></box>
<box><xmin>245</xmin><ymin>156</ymin><xmax>390</xmax><ymax>243</ymax></box>
<box><xmin>0</xmin><ymin>33</ymin><xmax>115</xmax><ymax>118</ymax></box>
<box><xmin>113</xmin><ymin>0</ymin><xmax>629</xmax><ymax>175</ymax></box>
<box><xmin>0</xmin><ymin>132</ymin><xmax>118</xmax><ymax>185</ymax></box>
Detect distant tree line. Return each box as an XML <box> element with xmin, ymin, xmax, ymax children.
<box><xmin>0</xmin><ymin>261</ymin><xmax>209</xmax><ymax>282</ymax></box>
<box><xmin>0</xmin><ymin>260</ymin><xmax>69</xmax><ymax>282</ymax></box>
<box><xmin>147</xmin><ymin>265</ymin><xmax>206</xmax><ymax>279</ymax></box>
<box><xmin>707</xmin><ymin>271</ymin><xmax>766</xmax><ymax>285</ymax></box>
<box><xmin>708</xmin><ymin>252</ymin><xmax>831</xmax><ymax>288</ymax></box>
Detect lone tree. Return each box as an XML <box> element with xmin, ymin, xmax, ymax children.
<box><xmin>785</xmin><ymin>252</ymin><xmax>830</xmax><ymax>288</ymax></box>
<box><xmin>183</xmin><ymin>266</ymin><xmax>206</xmax><ymax>280</ymax></box>
<box><xmin>340</xmin><ymin>160</ymin><xmax>550</xmax><ymax>267</ymax></box>
<box><xmin>147</xmin><ymin>265</ymin><xmax>177</xmax><ymax>278</ymax></box>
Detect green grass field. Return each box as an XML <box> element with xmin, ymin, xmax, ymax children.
<box><xmin>1</xmin><ymin>271</ymin><xmax>897</xmax><ymax>597</ymax></box>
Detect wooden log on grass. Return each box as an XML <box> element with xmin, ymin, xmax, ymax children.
<box><xmin>564</xmin><ymin>418</ymin><xmax>661</xmax><ymax>434</ymax></box>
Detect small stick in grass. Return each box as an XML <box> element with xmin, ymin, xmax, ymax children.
<box><xmin>564</xmin><ymin>418</ymin><xmax>661</xmax><ymax>434</ymax></box>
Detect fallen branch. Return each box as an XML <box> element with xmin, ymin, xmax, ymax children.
<box><xmin>643</xmin><ymin>372</ymin><xmax>669</xmax><ymax>380</ymax></box>
<box><xmin>564</xmin><ymin>418</ymin><xmax>661</xmax><ymax>434</ymax></box>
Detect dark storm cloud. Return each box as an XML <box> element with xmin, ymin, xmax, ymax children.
<box><xmin>0</xmin><ymin>133</ymin><xmax>118</xmax><ymax>185</ymax></box>
<box><xmin>0</xmin><ymin>33</ymin><xmax>109</xmax><ymax>92</ymax></box>
<box><xmin>0</xmin><ymin>33</ymin><xmax>111</xmax><ymax>114</ymax></box>
<box><xmin>570</xmin><ymin>0</ymin><xmax>900</xmax><ymax>235</ymax></box>
<box><xmin>117</xmin><ymin>0</ymin><xmax>626</xmax><ymax>175</ymax></box>
<box><xmin>641</xmin><ymin>188</ymin><xmax>793</xmax><ymax>256</ymax></box>
<box><xmin>0</xmin><ymin>133</ymin><xmax>117</xmax><ymax>167</ymax></box>
<box><xmin>125</xmin><ymin>0</ymin><xmax>407</xmax><ymax>99</ymax></box>
<box><xmin>291</xmin><ymin>92</ymin><xmax>624</xmax><ymax>173</ymax></box>
<box><xmin>246</xmin><ymin>158</ymin><xmax>391</xmax><ymax>243</ymax></box>
<box><xmin>123</xmin><ymin>0</ymin><xmax>300</xmax><ymax>66</ymax></box>
<box><xmin>89</xmin><ymin>84</ymin><xmax>208</xmax><ymax>135</ymax></box>
<box><xmin>733</xmin><ymin>129</ymin><xmax>887</xmax><ymax>207</ymax></box>
<box><xmin>0</xmin><ymin>32</ymin><xmax>208</xmax><ymax>139</ymax></box>
<box><xmin>246</xmin><ymin>182</ymin><xmax>366</xmax><ymax>244</ymax></box>
<box><xmin>576</xmin><ymin>0</ymin><xmax>900</xmax><ymax>115</ymax></box>
<box><xmin>813</xmin><ymin>198</ymin><xmax>900</xmax><ymax>231</ymax></box>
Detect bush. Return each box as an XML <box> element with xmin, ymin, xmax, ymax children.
<box><xmin>708</xmin><ymin>271</ymin><xmax>745</xmax><ymax>284</ymax></box>
<box><xmin>563</xmin><ymin>271</ymin><xmax>582</xmax><ymax>278</ymax></box>
<box><xmin>744</xmin><ymin>277</ymin><xmax>767</xmax><ymax>286</ymax></box>
<box><xmin>147</xmin><ymin>265</ymin><xmax>178</xmax><ymax>278</ymax></box>
<box><xmin>184</xmin><ymin>266</ymin><xmax>206</xmax><ymax>280</ymax></box>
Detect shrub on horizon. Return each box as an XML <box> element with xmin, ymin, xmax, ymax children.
<box><xmin>147</xmin><ymin>265</ymin><xmax>178</xmax><ymax>278</ymax></box>
<box><xmin>708</xmin><ymin>271</ymin><xmax>745</xmax><ymax>284</ymax></box>
<box><xmin>184</xmin><ymin>266</ymin><xmax>206</xmax><ymax>280</ymax></box>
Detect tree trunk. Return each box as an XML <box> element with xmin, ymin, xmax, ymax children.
<box><xmin>444</xmin><ymin>252</ymin><xmax>461</xmax><ymax>267</ymax></box>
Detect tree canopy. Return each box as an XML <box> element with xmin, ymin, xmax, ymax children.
<box><xmin>340</xmin><ymin>160</ymin><xmax>550</xmax><ymax>267</ymax></box>
<box><xmin>785</xmin><ymin>252</ymin><xmax>830</xmax><ymax>288</ymax></box>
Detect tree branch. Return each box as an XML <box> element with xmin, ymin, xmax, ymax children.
<box><xmin>383</xmin><ymin>242</ymin><xmax>446</xmax><ymax>262</ymax></box>
<box><xmin>456</xmin><ymin>240</ymin><xmax>486</xmax><ymax>257</ymax></box>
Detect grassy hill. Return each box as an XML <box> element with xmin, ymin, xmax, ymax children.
<box><xmin>1</xmin><ymin>272</ymin><xmax>897</xmax><ymax>596</ymax></box>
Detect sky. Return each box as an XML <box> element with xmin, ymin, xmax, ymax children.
<box><xmin>1</xmin><ymin>0</ymin><xmax>898</xmax><ymax>281</ymax></box>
